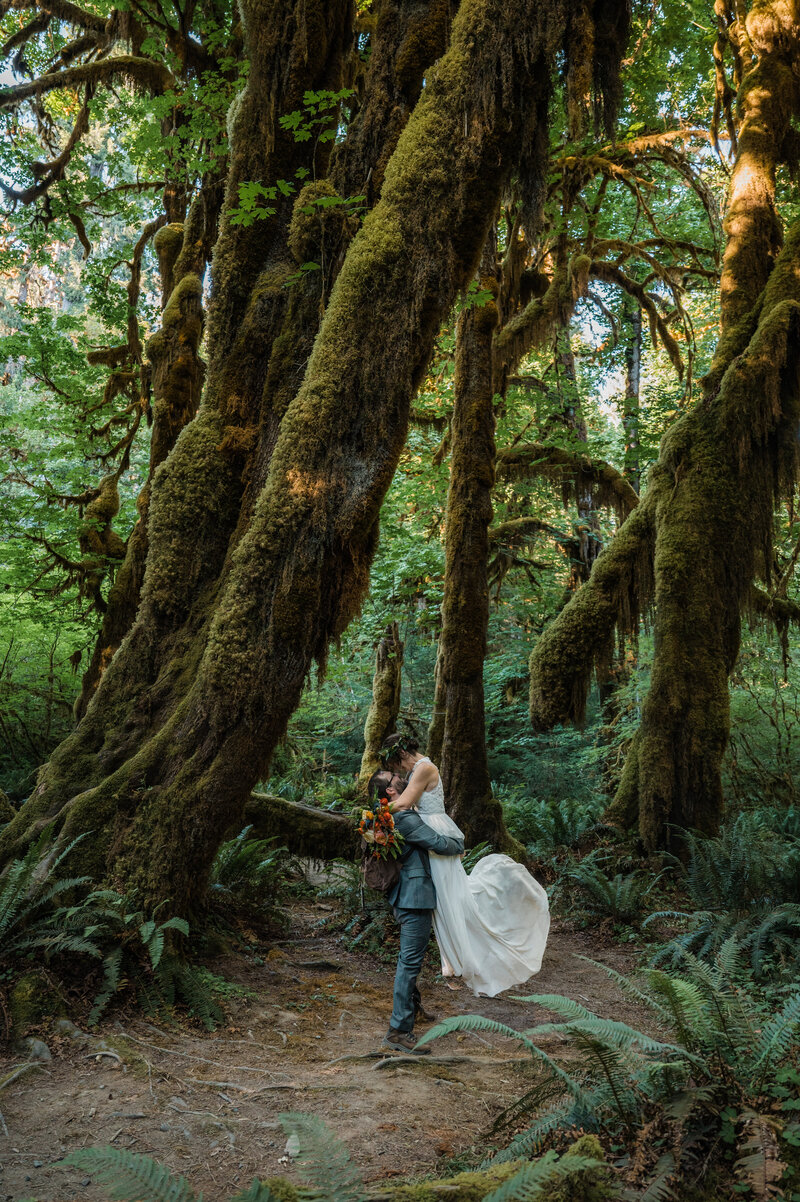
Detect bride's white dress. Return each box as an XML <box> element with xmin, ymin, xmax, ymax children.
<box><xmin>412</xmin><ymin>758</ymin><xmax>550</xmax><ymax>997</ymax></box>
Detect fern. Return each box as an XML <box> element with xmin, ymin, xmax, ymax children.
<box><xmin>482</xmin><ymin>1151</ymin><xmax>603</xmax><ymax>1202</ymax></box>
<box><xmin>211</xmin><ymin>829</ymin><xmax>295</xmax><ymax>904</ymax></box>
<box><xmin>647</xmin><ymin>816</ymin><xmax>800</xmax><ymax>978</ymax></box>
<box><xmin>752</xmin><ymin>991</ymin><xmax>800</xmax><ymax>1078</ymax></box>
<box><xmin>62</xmin><ymin>1147</ymin><xmax>199</xmax><ymax>1202</ymax></box>
<box><xmin>734</xmin><ymin>1111</ymin><xmax>786</xmax><ymax>1200</ymax></box>
<box><xmin>463</xmin><ymin>841</ymin><xmax>493</xmax><ymax>872</ymax></box>
<box><xmin>89</xmin><ymin>946</ymin><xmax>124</xmax><ymax>1026</ymax></box>
<box><xmin>279</xmin><ymin>1112</ymin><xmax>365</xmax><ymax>1202</ymax></box>
<box><xmin>564</xmin><ymin>852</ymin><xmax>664</xmax><ymax>925</ymax></box>
<box><xmin>427</xmin><ymin>949</ymin><xmax>800</xmax><ymax>1198</ymax></box>
<box><xmin>415</xmin><ymin>1013</ymin><xmax>583</xmax><ymax>1097</ymax></box>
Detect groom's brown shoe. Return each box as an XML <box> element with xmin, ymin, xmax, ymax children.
<box><xmin>384</xmin><ymin>1028</ymin><xmax>430</xmax><ymax>1054</ymax></box>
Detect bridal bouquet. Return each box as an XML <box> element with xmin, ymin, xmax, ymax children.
<box><xmin>357</xmin><ymin>797</ymin><xmax>405</xmax><ymax>860</ymax></box>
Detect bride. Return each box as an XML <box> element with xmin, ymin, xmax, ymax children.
<box><xmin>382</xmin><ymin>733</ymin><xmax>550</xmax><ymax>997</ymax></box>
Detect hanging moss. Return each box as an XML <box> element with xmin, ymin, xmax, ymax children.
<box><xmin>496</xmin><ymin>442</ymin><xmax>639</xmax><ymax>523</ymax></box>
<box><xmin>530</xmin><ymin>6</ymin><xmax>800</xmax><ymax>852</ymax></box>
<box><xmin>331</xmin><ymin>0</ymin><xmax>451</xmax><ymax>205</ymax></box>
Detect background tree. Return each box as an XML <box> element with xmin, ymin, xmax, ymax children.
<box><xmin>530</xmin><ymin>0</ymin><xmax>800</xmax><ymax>849</ymax></box>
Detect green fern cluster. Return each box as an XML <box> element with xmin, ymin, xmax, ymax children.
<box><xmin>315</xmin><ymin>859</ymin><xmax>395</xmax><ymax>954</ymax></box>
<box><xmin>0</xmin><ymin>832</ymin><xmax>104</xmax><ymax>962</ymax></box>
<box><xmin>501</xmin><ymin>793</ymin><xmax>604</xmax><ymax>855</ymax></box>
<box><xmin>564</xmin><ymin>854</ymin><xmax>663</xmax><ymax>926</ymax></box>
<box><xmin>211</xmin><ymin>827</ymin><xmax>296</xmax><ymax>904</ymax></box>
<box><xmin>418</xmin><ymin>943</ymin><xmax>800</xmax><ymax>1198</ymax></box>
<box><xmin>646</xmin><ymin>811</ymin><xmax>800</xmax><ymax>976</ymax></box>
<box><xmin>0</xmin><ymin>833</ymin><xmax>224</xmax><ymax>1030</ymax></box>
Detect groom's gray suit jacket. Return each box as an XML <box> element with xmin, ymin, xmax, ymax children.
<box><xmin>386</xmin><ymin>809</ymin><xmax>464</xmax><ymax>910</ymax></box>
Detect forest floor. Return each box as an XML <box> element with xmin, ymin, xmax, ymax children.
<box><xmin>0</xmin><ymin>900</ymin><xmax>652</xmax><ymax>1202</ymax></box>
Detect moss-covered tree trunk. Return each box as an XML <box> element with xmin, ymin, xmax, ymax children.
<box><xmin>359</xmin><ymin>621</ymin><xmax>404</xmax><ymax>787</ymax></box>
<box><xmin>426</xmin><ymin>648</ymin><xmax>446</xmax><ymax>764</ymax></box>
<box><xmin>555</xmin><ymin>322</ymin><xmax>601</xmax><ymax>583</ymax></box>
<box><xmin>531</xmin><ymin>0</ymin><xmax>800</xmax><ymax>849</ymax></box>
<box><xmin>437</xmin><ymin>241</ymin><xmax>522</xmax><ymax>853</ymax></box>
<box><xmin>622</xmin><ymin>296</ymin><xmax>642</xmax><ymax>493</ymax></box>
<box><xmin>1</xmin><ymin>0</ymin><xmax>582</xmax><ymax>914</ymax></box>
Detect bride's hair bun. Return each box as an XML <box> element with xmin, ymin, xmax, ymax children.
<box><xmin>381</xmin><ymin>732</ymin><xmax>419</xmax><ymax>762</ymax></box>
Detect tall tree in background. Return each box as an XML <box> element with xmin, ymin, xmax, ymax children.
<box><xmin>0</xmin><ymin>0</ymin><xmax>633</xmax><ymax>913</ymax></box>
<box><xmin>531</xmin><ymin>0</ymin><xmax>800</xmax><ymax>849</ymax></box>
<box><xmin>436</xmin><ymin>235</ymin><xmax>512</xmax><ymax>848</ymax></box>
<box><xmin>359</xmin><ymin>620</ymin><xmax>404</xmax><ymax>788</ymax></box>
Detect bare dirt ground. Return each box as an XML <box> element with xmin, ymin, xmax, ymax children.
<box><xmin>0</xmin><ymin>904</ymin><xmax>650</xmax><ymax>1202</ymax></box>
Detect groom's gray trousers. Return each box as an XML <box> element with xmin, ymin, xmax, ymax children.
<box><xmin>390</xmin><ymin>907</ymin><xmax>433</xmax><ymax>1032</ymax></box>
<box><xmin>385</xmin><ymin>810</ymin><xmax>464</xmax><ymax>1034</ymax></box>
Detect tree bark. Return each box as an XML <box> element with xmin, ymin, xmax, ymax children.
<box><xmin>1</xmin><ymin>0</ymin><xmax>572</xmax><ymax>913</ymax></box>
<box><xmin>359</xmin><ymin>621</ymin><xmax>404</xmax><ymax>787</ymax></box>
<box><xmin>437</xmin><ymin>239</ymin><xmax>522</xmax><ymax>853</ymax></box>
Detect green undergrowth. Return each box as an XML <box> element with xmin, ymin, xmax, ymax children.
<box><xmin>0</xmin><ymin>825</ymin><xmax>302</xmax><ymax>1037</ymax></box>
<box><xmin>60</xmin><ymin>1113</ymin><xmax>614</xmax><ymax>1202</ymax></box>
<box><xmin>418</xmin><ymin>943</ymin><xmax>800</xmax><ymax>1199</ymax></box>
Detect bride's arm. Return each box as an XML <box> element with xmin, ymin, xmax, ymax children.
<box><xmin>388</xmin><ymin>762</ymin><xmax>438</xmax><ymax>811</ymax></box>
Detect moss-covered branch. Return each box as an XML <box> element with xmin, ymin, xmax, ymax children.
<box><xmin>496</xmin><ymin>442</ymin><xmax>640</xmax><ymax>519</ymax></box>
<box><xmin>750</xmin><ymin>584</ymin><xmax>800</xmax><ymax>626</ymax></box>
<box><xmin>242</xmin><ymin>794</ymin><xmax>357</xmax><ymax>860</ymax></box>
<box><xmin>529</xmin><ymin>491</ymin><xmax>656</xmax><ymax>730</ymax></box>
<box><xmin>0</xmin><ymin>56</ymin><xmax>173</xmax><ymax>108</ymax></box>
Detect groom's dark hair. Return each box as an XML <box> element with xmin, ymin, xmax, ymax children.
<box><xmin>367</xmin><ymin>770</ymin><xmax>392</xmax><ymax>802</ymax></box>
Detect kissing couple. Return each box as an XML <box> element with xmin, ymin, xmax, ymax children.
<box><xmin>369</xmin><ymin>734</ymin><xmax>550</xmax><ymax>1055</ymax></box>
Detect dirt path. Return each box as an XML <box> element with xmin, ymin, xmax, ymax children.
<box><xmin>0</xmin><ymin>907</ymin><xmax>650</xmax><ymax>1201</ymax></box>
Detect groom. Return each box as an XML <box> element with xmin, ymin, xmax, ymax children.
<box><xmin>367</xmin><ymin>769</ymin><xmax>464</xmax><ymax>1054</ymax></box>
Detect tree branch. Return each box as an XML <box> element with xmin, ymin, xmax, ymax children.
<box><xmin>242</xmin><ymin>793</ymin><xmax>357</xmax><ymax>860</ymax></box>
<box><xmin>495</xmin><ymin>442</ymin><xmax>640</xmax><ymax>518</ymax></box>
<box><xmin>0</xmin><ymin>55</ymin><xmax>173</xmax><ymax>109</ymax></box>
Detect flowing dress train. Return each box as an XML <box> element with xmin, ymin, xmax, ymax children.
<box><xmin>411</xmin><ymin>758</ymin><xmax>550</xmax><ymax>997</ymax></box>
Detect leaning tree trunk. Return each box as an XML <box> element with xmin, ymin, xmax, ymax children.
<box><xmin>359</xmin><ymin>621</ymin><xmax>404</xmax><ymax>787</ymax></box>
<box><xmin>437</xmin><ymin>239</ymin><xmax>523</xmax><ymax>854</ymax></box>
<box><xmin>530</xmin><ymin>0</ymin><xmax>800</xmax><ymax>849</ymax></box>
<box><xmin>1</xmin><ymin>0</ymin><xmax>581</xmax><ymax>914</ymax></box>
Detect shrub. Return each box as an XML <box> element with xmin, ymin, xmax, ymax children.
<box><xmin>419</xmin><ymin>943</ymin><xmax>800</xmax><ymax>1199</ymax></box>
